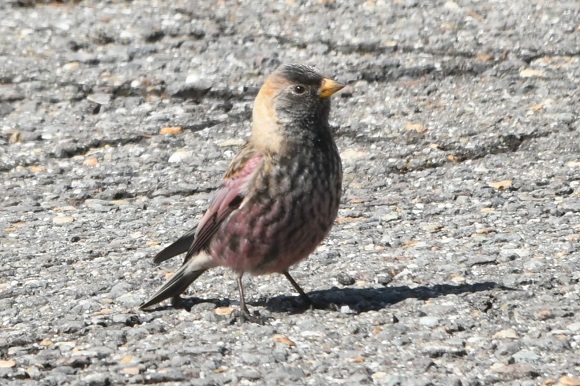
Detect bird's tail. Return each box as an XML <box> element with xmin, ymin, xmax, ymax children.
<box><xmin>140</xmin><ymin>253</ymin><xmax>214</xmax><ymax>309</ymax></box>
<box><xmin>153</xmin><ymin>229</ymin><xmax>196</xmax><ymax>264</ymax></box>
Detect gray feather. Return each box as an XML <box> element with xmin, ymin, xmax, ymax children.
<box><xmin>140</xmin><ymin>252</ymin><xmax>215</xmax><ymax>309</ymax></box>
<box><xmin>153</xmin><ymin>229</ymin><xmax>196</xmax><ymax>264</ymax></box>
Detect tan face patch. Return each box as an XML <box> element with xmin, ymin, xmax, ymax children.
<box><xmin>250</xmin><ymin>75</ymin><xmax>294</xmax><ymax>153</ymax></box>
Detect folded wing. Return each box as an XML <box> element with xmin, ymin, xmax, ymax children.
<box><xmin>152</xmin><ymin>148</ymin><xmax>263</xmax><ymax>265</ymax></box>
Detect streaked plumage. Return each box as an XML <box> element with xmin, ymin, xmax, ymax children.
<box><xmin>140</xmin><ymin>64</ymin><xmax>344</xmax><ymax>320</ymax></box>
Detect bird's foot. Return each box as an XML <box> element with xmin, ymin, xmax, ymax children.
<box><xmin>298</xmin><ymin>298</ymin><xmax>335</xmax><ymax>312</ymax></box>
<box><xmin>228</xmin><ymin>309</ymin><xmax>268</xmax><ymax>325</ymax></box>
<box><xmin>171</xmin><ymin>295</ymin><xmax>195</xmax><ymax>312</ymax></box>
<box><xmin>170</xmin><ymin>295</ymin><xmax>184</xmax><ymax>308</ymax></box>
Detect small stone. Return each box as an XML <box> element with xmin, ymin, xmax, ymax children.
<box><xmin>381</xmin><ymin>212</ymin><xmax>400</xmax><ymax>222</ymax></box>
<box><xmin>512</xmin><ymin>349</ymin><xmax>540</xmax><ymax>363</ymax></box>
<box><xmin>26</xmin><ymin>366</ymin><xmax>41</xmax><ymax>379</ymax></box>
<box><xmin>83</xmin><ymin>157</ymin><xmax>99</xmax><ymax>166</ymax></box>
<box><xmin>28</xmin><ymin>165</ymin><xmax>46</xmax><ymax>173</ymax></box>
<box><xmin>273</xmin><ymin>335</ymin><xmax>296</xmax><ymax>346</ymax></box>
<box><xmin>215</xmin><ymin>306</ymin><xmax>234</xmax><ymax>315</ymax></box>
<box><xmin>346</xmin><ymin>372</ymin><xmax>372</xmax><ymax>384</ymax></box>
<box><xmin>123</xmin><ymin>367</ymin><xmax>140</xmax><ymax>375</ymax></box>
<box><xmin>240</xmin><ymin>352</ymin><xmax>260</xmax><ymax>366</ymax></box>
<box><xmin>268</xmin><ymin>366</ymin><xmax>304</xmax><ymax>381</ymax></box>
<box><xmin>419</xmin><ymin>316</ymin><xmax>440</xmax><ymax>328</ymax></box>
<box><xmin>120</xmin><ymin>355</ymin><xmax>136</xmax><ymax>364</ymax></box>
<box><xmin>493</xmin><ymin>328</ymin><xmax>518</xmax><ymax>339</ymax></box>
<box><xmin>423</xmin><ymin>343</ymin><xmax>467</xmax><ymax>358</ymax></box>
<box><xmin>559</xmin><ymin>376</ymin><xmax>580</xmax><ymax>386</ymax></box>
<box><xmin>54</xmin><ymin>341</ymin><xmax>76</xmax><ymax>350</ymax></box>
<box><xmin>566</xmin><ymin>322</ymin><xmax>580</xmax><ymax>332</ymax></box>
<box><xmin>551</xmin><ymin>113</ymin><xmax>575</xmax><ymax>124</ymax></box>
<box><xmin>63</xmin><ymin>62</ymin><xmax>81</xmax><ymax>71</ymax></box>
<box><xmin>236</xmin><ymin>369</ymin><xmax>261</xmax><ymax>380</ymax></box>
<box><xmin>159</xmin><ymin>126</ymin><xmax>183</xmax><ymax>135</ymax></box>
<box><xmin>491</xmin><ymin>363</ymin><xmax>538</xmax><ymax>377</ymax></box>
<box><xmin>444</xmin><ymin>1</ymin><xmax>460</xmax><ymax>10</ymax></box>
<box><xmin>87</xmin><ymin>93</ymin><xmax>111</xmax><ymax>105</ymax></box>
<box><xmin>340</xmin><ymin>305</ymin><xmax>356</xmax><ymax>314</ymax></box>
<box><xmin>377</xmin><ymin>273</ymin><xmax>393</xmax><ymax>285</ymax></box>
<box><xmin>420</xmin><ymin>223</ymin><xmax>443</xmax><ymax>232</ymax></box>
<box><xmin>536</xmin><ymin>309</ymin><xmax>554</xmax><ymax>320</ymax></box>
<box><xmin>372</xmin><ymin>371</ymin><xmax>388</xmax><ymax>381</ymax></box>
<box><xmin>170</xmin><ymin>81</ymin><xmax>212</xmax><ymax>101</ymax></box>
<box><xmin>340</xmin><ymin>148</ymin><xmax>369</xmax><ymax>161</ymax></box>
<box><xmin>217</xmin><ymin>138</ymin><xmax>245</xmax><ymax>147</ymax></box>
<box><xmin>115</xmin><ymin>293</ymin><xmax>142</xmax><ymax>308</ymax></box>
<box><xmin>405</xmin><ymin>122</ymin><xmax>427</xmax><ymax>133</ymax></box>
<box><xmin>0</xmin><ymin>360</ymin><xmax>16</xmax><ymax>368</ymax></box>
<box><xmin>168</xmin><ymin>149</ymin><xmax>194</xmax><ymax>163</ymax></box>
<box><xmin>336</xmin><ymin>273</ymin><xmax>355</xmax><ymax>286</ymax></box>
<box><xmin>53</xmin><ymin>216</ymin><xmax>74</xmax><ymax>225</ymax></box>
<box><xmin>467</xmin><ymin>255</ymin><xmax>497</xmax><ymax>266</ymax></box>
<box><xmin>82</xmin><ymin>373</ymin><xmax>110</xmax><ymax>386</ymax></box>
<box><xmin>520</xmin><ymin>68</ymin><xmax>545</xmax><ymax>78</ymax></box>
<box><xmin>488</xmin><ymin>180</ymin><xmax>512</xmax><ymax>190</ymax></box>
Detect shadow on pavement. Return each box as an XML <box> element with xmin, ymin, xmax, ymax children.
<box><xmin>141</xmin><ymin>281</ymin><xmax>512</xmax><ymax>315</ymax></box>
<box><xmin>266</xmin><ymin>281</ymin><xmax>513</xmax><ymax>313</ymax></box>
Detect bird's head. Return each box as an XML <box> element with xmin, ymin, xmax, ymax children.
<box><xmin>251</xmin><ymin>64</ymin><xmax>344</xmax><ymax>151</ymax></box>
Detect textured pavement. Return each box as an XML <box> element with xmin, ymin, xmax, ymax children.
<box><xmin>0</xmin><ymin>1</ymin><xmax>579</xmax><ymax>385</ymax></box>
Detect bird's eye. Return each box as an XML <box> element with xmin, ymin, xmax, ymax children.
<box><xmin>292</xmin><ymin>85</ymin><xmax>306</xmax><ymax>94</ymax></box>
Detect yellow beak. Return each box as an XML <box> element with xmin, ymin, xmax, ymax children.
<box><xmin>319</xmin><ymin>78</ymin><xmax>345</xmax><ymax>98</ymax></box>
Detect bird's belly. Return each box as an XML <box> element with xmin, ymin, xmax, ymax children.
<box><xmin>209</xmin><ymin>182</ymin><xmax>339</xmax><ymax>275</ymax></box>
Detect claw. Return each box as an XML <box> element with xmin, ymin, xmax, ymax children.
<box><xmin>228</xmin><ymin>309</ymin><xmax>267</xmax><ymax>325</ymax></box>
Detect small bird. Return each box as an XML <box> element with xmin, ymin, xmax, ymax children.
<box><xmin>140</xmin><ymin>64</ymin><xmax>344</xmax><ymax>321</ymax></box>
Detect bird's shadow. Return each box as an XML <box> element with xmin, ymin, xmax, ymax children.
<box><xmin>147</xmin><ymin>281</ymin><xmax>512</xmax><ymax>315</ymax></box>
<box><xmin>266</xmin><ymin>281</ymin><xmax>511</xmax><ymax>314</ymax></box>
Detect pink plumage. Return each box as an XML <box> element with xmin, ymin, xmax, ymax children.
<box><xmin>140</xmin><ymin>64</ymin><xmax>345</xmax><ymax>321</ymax></box>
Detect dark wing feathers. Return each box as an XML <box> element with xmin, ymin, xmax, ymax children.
<box><xmin>151</xmin><ymin>149</ymin><xmax>263</xmax><ymax>264</ymax></box>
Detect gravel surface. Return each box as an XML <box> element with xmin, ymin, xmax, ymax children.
<box><xmin>1</xmin><ymin>0</ymin><xmax>579</xmax><ymax>385</ymax></box>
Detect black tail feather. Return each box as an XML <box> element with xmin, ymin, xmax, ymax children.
<box><xmin>153</xmin><ymin>230</ymin><xmax>196</xmax><ymax>264</ymax></box>
<box><xmin>140</xmin><ymin>265</ymin><xmax>206</xmax><ymax>309</ymax></box>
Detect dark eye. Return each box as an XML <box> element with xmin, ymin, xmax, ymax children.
<box><xmin>292</xmin><ymin>85</ymin><xmax>306</xmax><ymax>94</ymax></box>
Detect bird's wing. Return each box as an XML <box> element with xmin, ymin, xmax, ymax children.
<box><xmin>152</xmin><ymin>227</ymin><xmax>196</xmax><ymax>264</ymax></box>
<box><xmin>153</xmin><ymin>148</ymin><xmax>263</xmax><ymax>265</ymax></box>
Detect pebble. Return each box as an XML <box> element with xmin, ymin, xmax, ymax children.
<box><xmin>419</xmin><ymin>316</ymin><xmax>440</xmax><ymax>328</ymax></box>
<box><xmin>566</xmin><ymin>322</ymin><xmax>580</xmax><ymax>332</ymax></box>
<box><xmin>512</xmin><ymin>349</ymin><xmax>540</xmax><ymax>363</ymax></box>
<box><xmin>236</xmin><ymin>369</ymin><xmax>261</xmax><ymax>380</ymax></box>
<box><xmin>87</xmin><ymin>93</ymin><xmax>111</xmax><ymax>105</ymax></box>
<box><xmin>336</xmin><ymin>273</ymin><xmax>356</xmax><ymax>285</ymax></box>
<box><xmin>377</xmin><ymin>273</ymin><xmax>393</xmax><ymax>285</ymax></box>
<box><xmin>240</xmin><ymin>353</ymin><xmax>261</xmax><ymax>366</ymax></box>
<box><xmin>53</xmin><ymin>216</ymin><xmax>74</xmax><ymax>224</ymax></box>
<box><xmin>82</xmin><ymin>373</ymin><xmax>111</xmax><ymax>386</ymax></box>
<box><xmin>493</xmin><ymin>329</ymin><xmax>518</xmax><ymax>339</ymax></box>
<box><xmin>168</xmin><ymin>149</ymin><xmax>194</xmax><ymax>163</ymax></box>
<box><xmin>0</xmin><ymin>360</ymin><xmax>16</xmax><ymax>368</ymax></box>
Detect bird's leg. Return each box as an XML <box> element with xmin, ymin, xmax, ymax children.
<box><xmin>283</xmin><ymin>271</ymin><xmax>313</xmax><ymax>308</ymax></box>
<box><xmin>237</xmin><ymin>275</ymin><xmax>251</xmax><ymax>316</ymax></box>
<box><xmin>229</xmin><ymin>274</ymin><xmax>265</xmax><ymax>324</ymax></box>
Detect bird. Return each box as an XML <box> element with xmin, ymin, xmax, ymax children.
<box><xmin>140</xmin><ymin>63</ymin><xmax>345</xmax><ymax>321</ymax></box>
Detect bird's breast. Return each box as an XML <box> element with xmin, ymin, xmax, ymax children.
<box><xmin>210</xmin><ymin>145</ymin><xmax>342</xmax><ymax>275</ymax></box>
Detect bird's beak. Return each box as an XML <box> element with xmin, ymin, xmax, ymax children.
<box><xmin>319</xmin><ymin>78</ymin><xmax>345</xmax><ymax>98</ymax></box>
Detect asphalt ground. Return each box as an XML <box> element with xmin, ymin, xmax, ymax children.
<box><xmin>0</xmin><ymin>1</ymin><xmax>579</xmax><ymax>385</ymax></box>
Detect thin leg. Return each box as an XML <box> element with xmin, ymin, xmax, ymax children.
<box><xmin>230</xmin><ymin>275</ymin><xmax>265</xmax><ymax>324</ymax></box>
<box><xmin>236</xmin><ymin>275</ymin><xmax>251</xmax><ymax>315</ymax></box>
<box><xmin>283</xmin><ymin>271</ymin><xmax>312</xmax><ymax>307</ymax></box>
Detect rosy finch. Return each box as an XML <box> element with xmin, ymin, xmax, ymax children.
<box><xmin>140</xmin><ymin>64</ymin><xmax>344</xmax><ymax>320</ymax></box>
